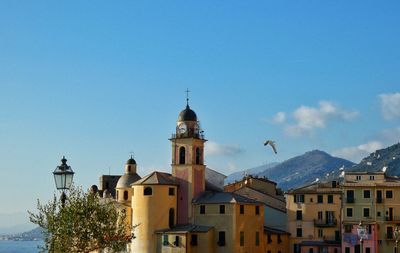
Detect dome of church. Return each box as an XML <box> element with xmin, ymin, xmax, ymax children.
<box><xmin>178</xmin><ymin>105</ymin><xmax>197</xmax><ymax>122</ymax></box>
<box><xmin>116</xmin><ymin>173</ymin><xmax>141</xmax><ymax>189</ymax></box>
<box><xmin>126</xmin><ymin>157</ymin><xmax>136</xmax><ymax>165</ymax></box>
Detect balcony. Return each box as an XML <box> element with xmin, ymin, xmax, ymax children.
<box><xmin>385</xmin><ymin>216</ymin><xmax>400</xmax><ymax>222</ymax></box>
<box><xmin>314</xmin><ymin>219</ymin><xmax>338</xmax><ymax>227</ymax></box>
<box><xmin>171</xmin><ymin>132</ymin><xmax>205</xmax><ymax>140</ymax></box>
<box><xmin>323</xmin><ymin>235</ymin><xmax>341</xmax><ymax>242</ymax></box>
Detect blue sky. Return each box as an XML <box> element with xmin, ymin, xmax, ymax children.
<box><xmin>0</xmin><ymin>1</ymin><xmax>400</xmax><ymax>225</ymax></box>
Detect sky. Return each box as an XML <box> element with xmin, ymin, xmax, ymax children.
<box><xmin>0</xmin><ymin>1</ymin><xmax>400</xmax><ymax>226</ymax></box>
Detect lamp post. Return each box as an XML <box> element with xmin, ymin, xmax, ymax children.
<box><xmin>357</xmin><ymin>221</ymin><xmax>367</xmax><ymax>253</ymax></box>
<box><xmin>53</xmin><ymin>156</ymin><xmax>74</xmax><ymax>206</ymax></box>
<box><xmin>395</xmin><ymin>226</ymin><xmax>400</xmax><ymax>253</ymax></box>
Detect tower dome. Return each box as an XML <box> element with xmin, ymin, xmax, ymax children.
<box><xmin>178</xmin><ymin>105</ymin><xmax>197</xmax><ymax>122</ymax></box>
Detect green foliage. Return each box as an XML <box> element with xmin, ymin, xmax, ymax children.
<box><xmin>29</xmin><ymin>186</ymin><xmax>132</xmax><ymax>253</ymax></box>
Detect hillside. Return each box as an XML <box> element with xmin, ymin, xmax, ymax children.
<box><xmin>348</xmin><ymin>142</ymin><xmax>400</xmax><ymax>174</ymax></box>
<box><xmin>225</xmin><ymin>162</ymin><xmax>279</xmax><ymax>184</ymax></box>
<box><xmin>257</xmin><ymin>150</ymin><xmax>355</xmax><ymax>190</ymax></box>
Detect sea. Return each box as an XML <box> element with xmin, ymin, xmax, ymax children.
<box><xmin>0</xmin><ymin>240</ymin><xmax>43</xmax><ymax>253</ymax></box>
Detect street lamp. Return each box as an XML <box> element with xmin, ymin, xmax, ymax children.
<box><xmin>394</xmin><ymin>226</ymin><xmax>400</xmax><ymax>253</ymax></box>
<box><xmin>357</xmin><ymin>221</ymin><xmax>367</xmax><ymax>253</ymax></box>
<box><xmin>53</xmin><ymin>156</ymin><xmax>74</xmax><ymax>206</ymax></box>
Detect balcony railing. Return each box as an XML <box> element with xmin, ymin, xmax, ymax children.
<box><xmin>385</xmin><ymin>216</ymin><xmax>400</xmax><ymax>222</ymax></box>
<box><xmin>314</xmin><ymin>219</ymin><xmax>338</xmax><ymax>227</ymax></box>
<box><xmin>171</xmin><ymin>132</ymin><xmax>205</xmax><ymax>140</ymax></box>
<box><xmin>323</xmin><ymin>235</ymin><xmax>340</xmax><ymax>242</ymax></box>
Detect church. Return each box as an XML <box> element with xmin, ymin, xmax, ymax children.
<box><xmin>98</xmin><ymin>99</ymin><xmax>285</xmax><ymax>253</ymax></box>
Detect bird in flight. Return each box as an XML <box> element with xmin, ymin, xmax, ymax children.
<box><xmin>264</xmin><ymin>140</ymin><xmax>277</xmax><ymax>154</ymax></box>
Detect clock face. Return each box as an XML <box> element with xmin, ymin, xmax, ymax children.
<box><xmin>178</xmin><ymin>123</ymin><xmax>187</xmax><ymax>134</ymax></box>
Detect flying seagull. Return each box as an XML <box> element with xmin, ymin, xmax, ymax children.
<box><xmin>264</xmin><ymin>140</ymin><xmax>277</xmax><ymax>154</ymax></box>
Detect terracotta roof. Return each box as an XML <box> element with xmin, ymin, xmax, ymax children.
<box><xmin>193</xmin><ymin>191</ymin><xmax>262</xmax><ymax>205</ymax></box>
<box><xmin>132</xmin><ymin>171</ymin><xmax>179</xmax><ymax>186</ymax></box>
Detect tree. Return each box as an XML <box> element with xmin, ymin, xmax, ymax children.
<box><xmin>29</xmin><ymin>186</ymin><xmax>133</xmax><ymax>253</ymax></box>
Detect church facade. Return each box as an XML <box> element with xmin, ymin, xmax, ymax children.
<box><xmin>110</xmin><ymin>102</ymin><xmax>268</xmax><ymax>253</ymax></box>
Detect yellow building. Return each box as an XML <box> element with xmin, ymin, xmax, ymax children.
<box><xmin>264</xmin><ymin>226</ymin><xmax>290</xmax><ymax>253</ymax></box>
<box><xmin>286</xmin><ymin>181</ymin><xmax>341</xmax><ymax>253</ymax></box>
<box><xmin>342</xmin><ymin>171</ymin><xmax>400</xmax><ymax>253</ymax></box>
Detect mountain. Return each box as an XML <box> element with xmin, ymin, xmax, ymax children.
<box><xmin>257</xmin><ymin>150</ymin><xmax>355</xmax><ymax>190</ymax></box>
<box><xmin>0</xmin><ymin>227</ymin><xmax>43</xmax><ymax>241</ymax></box>
<box><xmin>225</xmin><ymin>162</ymin><xmax>279</xmax><ymax>184</ymax></box>
<box><xmin>348</xmin><ymin>142</ymin><xmax>400</xmax><ymax>175</ymax></box>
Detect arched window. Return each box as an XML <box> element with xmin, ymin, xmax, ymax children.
<box><xmin>116</xmin><ymin>191</ymin><xmax>119</xmax><ymax>200</ymax></box>
<box><xmin>169</xmin><ymin>208</ymin><xmax>175</xmax><ymax>228</ymax></box>
<box><xmin>144</xmin><ymin>187</ymin><xmax>152</xmax><ymax>196</ymax></box>
<box><xmin>124</xmin><ymin>190</ymin><xmax>128</xmax><ymax>200</ymax></box>
<box><xmin>195</xmin><ymin>147</ymin><xmax>201</xmax><ymax>165</ymax></box>
<box><xmin>309</xmin><ymin>249</ymin><xmax>313</xmax><ymax>253</ymax></box>
<box><xmin>128</xmin><ymin>165</ymin><xmax>131</xmax><ymax>172</ymax></box>
<box><xmin>179</xmin><ymin>146</ymin><xmax>185</xmax><ymax>164</ymax></box>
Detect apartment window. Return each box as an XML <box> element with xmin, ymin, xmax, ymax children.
<box><xmin>377</xmin><ymin>211</ymin><xmax>381</xmax><ymax>217</ymax></box>
<box><xmin>344</xmin><ymin>225</ymin><xmax>352</xmax><ymax>233</ymax></box>
<box><xmin>365</xmin><ymin>248</ymin><xmax>370</xmax><ymax>253</ymax></box>
<box><xmin>309</xmin><ymin>249</ymin><xmax>314</xmax><ymax>253</ymax></box>
<box><xmin>240</xmin><ymin>231</ymin><xmax>244</xmax><ymax>246</ymax></box>
<box><xmin>240</xmin><ymin>205</ymin><xmax>244</xmax><ymax>214</ymax></box>
<box><xmin>294</xmin><ymin>194</ymin><xmax>305</xmax><ymax>203</ymax></box>
<box><xmin>346</xmin><ymin>208</ymin><xmax>353</xmax><ymax>217</ymax></box>
<box><xmin>255</xmin><ymin>231</ymin><xmax>260</xmax><ymax>246</ymax></box>
<box><xmin>363</xmin><ymin>208</ymin><xmax>370</xmax><ymax>217</ymax></box>
<box><xmin>267</xmin><ymin>234</ymin><xmax>272</xmax><ymax>243</ymax></box>
<box><xmin>173</xmin><ymin>236</ymin><xmax>179</xmax><ymax>246</ymax></box>
<box><xmin>386</xmin><ymin>190</ymin><xmax>393</xmax><ymax>198</ymax></box>
<box><xmin>356</xmin><ymin>175</ymin><xmax>362</xmax><ymax>181</ymax></box>
<box><xmin>296</xmin><ymin>228</ymin><xmax>302</xmax><ymax>237</ymax></box>
<box><xmin>200</xmin><ymin>205</ymin><xmax>205</xmax><ymax>214</ymax></box>
<box><xmin>168</xmin><ymin>187</ymin><xmax>175</xmax><ymax>196</ymax></box>
<box><xmin>370</xmin><ymin>175</ymin><xmax>375</xmax><ymax>180</ymax></box>
<box><xmin>318</xmin><ymin>229</ymin><xmax>323</xmax><ymax>238</ymax></box>
<box><xmin>317</xmin><ymin>195</ymin><xmax>323</xmax><ymax>203</ymax></box>
<box><xmin>345</xmin><ymin>247</ymin><xmax>350</xmax><ymax>253</ymax></box>
<box><xmin>218</xmin><ymin>231</ymin><xmax>226</xmax><ymax>246</ymax></box>
<box><xmin>346</xmin><ymin>190</ymin><xmax>355</xmax><ymax>203</ymax></box>
<box><xmin>387</xmin><ymin>227</ymin><xmax>394</xmax><ymax>239</ymax></box>
<box><xmin>328</xmin><ymin>195</ymin><xmax>333</xmax><ymax>203</ymax></box>
<box><xmin>318</xmin><ymin>211</ymin><xmax>323</xmax><ymax>220</ymax></box>
<box><xmin>219</xmin><ymin>205</ymin><xmax>225</xmax><ymax>214</ymax></box>
<box><xmin>255</xmin><ymin>206</ymin><xmax>260</xmax><ymax>215</ymax></box>
<box><xmin>190</xmin><ymin>234</ymin><xmax>198</xmax><ymax>246</ymax></box>
<box><xmin>163</xmin><ymin>234</ymin><xmax>169</xmax><ymax>246</ymax></box>
<box><xmin>364</xmin><ymin>190</ymin><xmax>371</xmax><ymax>198</ymax></box>
<box><xmin>144</xmin><ymin>187</ymin><xmax>152</xmax><ymax>195</ymax></box>
<box><xmin>296</xmin><ymin>210</ymin><xmax>302</xmax><ymax>220</ymax></box>
<box><xmin>278</xmin><ymin>234</ymin><xmax>282</xmax><ymax>244</ymax></box>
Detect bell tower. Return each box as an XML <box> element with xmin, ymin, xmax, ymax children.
<box><xmin>170</xmin><ymin>93</ymin><xmax>206</xmax><ymax>224</ymax></box>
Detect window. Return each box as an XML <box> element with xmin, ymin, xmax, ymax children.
<box><xmin>367</xmin><ymin>225</ymin><xmax>372</xmax><ymax>234</ymax></box>
<box><xmin>364</xmin><ymin>190</ymin><xmax>371</xmax><ymax>198</ymax></box>
<box><xmin>365</xmin><ymin>248</ymin><xmax>370</xmax><ymax>253</ymax></box>
<box><xmin>278</xmin><ymin>234</ymin><xmax>282</xmax><ymax>244</ymax></box>
<box><xmin>346</xmin><ymin>190</ymin><xmax>354</xmax><ymax>203</ymax></box>
<box><xmin>328</xmin><ymin>195</ymin><xmax>333</xmax><ymax>203</ymax></box>
<box><xmin>218</xmin><ymin>231</ymin><xmax>226</xmax><ymax>246</ymax></box>
<box><xmin>144</xmin><ymin>187</ymin><xmax>152</xmax><ymax>195</ymax></box>
<box><xmin>309</xmin><ymin>249</ymin><xmax>314</xmax><ymax>253</ymax></box>
<box><xmin>219</xmin><ymin>205</ymin><xmax>225</xmax><ymax>214</ymax></box>
<box><xmin>179</xmin><ymin>146</ymin><xmax>185</xmax><ymax>164</ymax></box>
<box><xmin>345</xmin><ymin>247</ymin><xmax>350</xmax><ymax>253</ymax></box>
<box><xmin>240</xmin><ymin>205</ymin><xmax>244</xmax><ymax>214</ymax></box>
<box><xmin>255</xmin><ymin>231</ymin><xmax>260</xmax><ymax>246</ymax></box>
<box><xmin>370</xmin><ymin>175</ymin><xmax>374</xmax><ymax>180</ymax></box>
<box><xmin>318</xmin><ymin>229</ymin><xmax>323</xmax><ymax>238</ymax></box>
<box><xmin>346</xmin><ymin>208</ymin><xmax>353</xmax><ymax>217</ymax></box>
<box><xmin>169</xmin><ymin>208</ymin><xmax>174</xmax><ymax>228</ymax></box>
<box><xmin>377</xmin><ymin>211</ymin><xmax>381</xmax><ymax>217</ymax></box>
<box><xmin>174</xmin><ymin>236</ymin><xmax>179</xmax><ymax>246</ymax></box>
<box><xmin>128</xmin><ymin>165</ymin><xmax>131</xmax><ymax>172</ymax></box>
<box><xmin>240</xmin><ymin>231</ymin><xmax>244</xmax><ymax>246</ymax></box>
<box><xmin>123</xmin><ymin>190</ymin><xmax>128</xmax><ymax>200</ymax></box>
<box><xmin>163</xmin><ymin>234</ymin><xmax>169</xmax><ymax>246</ymax></box>
<box><xmin>200</xmin><ymin>205</ymin><xmax>205</xmax><ymax>214</ymax></box>
<box><xmin>387</xmin><ymin>227</ymin><xmax>393</xmax><ymax>239</ymax></box>
<box><xmin>296</xmin><ymin>210</ymin><xmax>302</xmax><ymax>220</ymax></box>
<box><xmin>190</xmin><ymin>234</ymin><xmax>198</xmax><ymax>246</ymax></box>
<box><xmin>116</xmin><ymin>191</ymin><xmax>119</xmax><ymax>200</ymax></box>
<box><xmin>318</xmin><ymin>211</ymin><xmax>323</xmax><ymax>220</ymax></box>
<box><xmin>356</xmin><ymin>175</ymin><xmax>361</xmax><ymax>180</ymax></box>
<box><xmin>344</xmin><ymin>225</ymin><xmax>352</xmax><ymax>233</ymax></box>
<box><xmin>317</xmin><ymin>195</ymin><xmax>323</xmax><ymax>203</ymax></box>
<box><xmin>294</xmin><ymin>194</ymin><xmax>305</xmax><ymax>203</ymax></box>
<box><xmin>255</xmin><ymin>206</ymin><xmax>260</xmax><ymax>215</ymax></box>
<box><xmin>386</xmin><ymin>190</ymin><xmax>393</xmax><ymax>198</ymax></box>
<box><xmin>168</xmin><ymin>187</ymin><xmax>175</xmax><ymax>196</ymax></box>
<box><xmin>267</xmin><ymin>234</ymin><xmax>272</xmax><ymax>243</ymax></box>
<box><xmin>363</xmin><ymin>208</ymin><xmax>370</xmax><ymax>217</ymax></box>
<box><xmin>296</xmin><ymin>228</ymin><xmax>302</xmax><ymax>237</ymax></box>
<box><xmin>195</xmin><ymin>147</ymin><xmax>201</xmax><ymax>165</ymax></box>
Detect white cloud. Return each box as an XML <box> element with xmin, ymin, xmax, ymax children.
<box><xmin>280</xmin><ymin>101</ymin><xmax>358</xmax><ymax>136</ymax></box>
<box><xmin>271</xmin><ymin>112</ymin><xmax>286</xmax><ymax>124</ymax></box>
<box><xmin>205</xmin><ymin>141</ymin><xmax>244</xmax><ymax>157</ymax></box>
<box><xmin>379</xmin><ymin>92</ymin><xmax>400</xmax><ymax>120</ymax></box>
<box><xmin>332</xmin><ymin>141</ymin><xmax>384</xmax><ymax>163</ymax></box>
